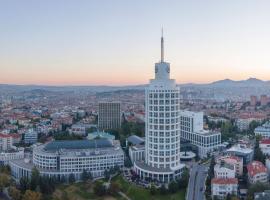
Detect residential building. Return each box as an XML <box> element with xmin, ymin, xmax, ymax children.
<box><xmin>134</xmin><ymin>33</ymin><xmax>184</xmax><ymax>183</ymax></box>
<box><xmin>254</xmin><ymin>190</ymin><xmax>270</xmax><ymax>200</ymax></box>
<box><xmin>214</xmin><ymin>162</ymin><xmax>236</xmax><ymax>179</ymax></box>
<box><xmin>10</xmin><ymin>139</ymin><xmax>124</xmax><ymax>181</ymax></box>
<box><xmin>260</xmin><ymin>95</ymin><xmax>269</xmax><ymax>106</ymax></box>
<box><xmin>216</xmin><ymin>155</ymin><xmax>243</xmax><ymax>176</ymax></box>
<box><xmin>226</xmin><ymin>144</ymin><xmax>254</xmax><ymax>166</ymax></box>
<box><xmin>247</xmin><ymin>161</ymin><xmax>268</xmax><ymax>184</ymax></box>
<box><xmin>71</xmin><ymin>124</ymin><xmax>86</xmax><ymax>136</ymax></box>
<box><xmin>255</xmin><ymin>122</ymin><xmax>270</xmax><ymax>138</ymax></box>
<box><xmin>211</xmin><ymin>178</ymin><xmax>238</xmax><ymax>199</ymax></box>
<box><xmin>259</xmin><ymin>139</ymin><xmax>270</xmax><ymax>155</ymax></box>
<box><xmin>250</xmin><ymin>95</ymin><xmax>258</xmax><ymax>106</ymax></box>
<box><xmin>24</xmin><ymin>129</ymin><xmax>38</xmax><ymax>144</ymax></box>
<box><xmin>98</xmin><ymin>102</ymin><xmax>121</xmax><ymax>130</ymax></box>
<box><xmin>0</xmin><ymin>133</ymin><xmax>13</xmax><ymax>151</ymax></box>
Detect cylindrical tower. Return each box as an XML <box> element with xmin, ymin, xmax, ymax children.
<box><xmin>145</xmin><ymin>34</ymin><xmax>181</xmax><ymax>170</ymax></box>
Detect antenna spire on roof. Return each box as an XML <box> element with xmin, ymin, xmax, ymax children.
<box><xmin>161</xmin><ymin>27</ymin><xmax>164</xmax><ymax>62</ymax></box>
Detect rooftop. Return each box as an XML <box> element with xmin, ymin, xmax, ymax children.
<box><xmin>44</xmin><ymin>138</ymin><xmax>113</xmax><ymax>151</ymax></box>
<box><xmin>211</xmin><ymin>178</ymin><xmax>238</xmax><ymax>185</ymax></box>
<box><xmin>127</xmin><ymin>135</ymin><xmax>145</xmax><ymax>145</ymax></box>
<box><xmin>247</xmin><ymin>161</ymin><xmax>267</xmax><ymax>177</ymax></box>
<box><xmin>260</xmin><ymin>139</ymin><xmax>270</xmax><ymax>145</ymax></box>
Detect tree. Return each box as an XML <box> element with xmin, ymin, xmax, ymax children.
<box><xmin>168</xmin><ymin>181</ymin><xmax>178</xmax><ymax>193</ymax></box>
<box><xmin>150</xmin><ymin>183</ymin><xmax>157</xmax><ymax>195</ymax></box>
<box><xmin>0</xmin><ymin>174</ymin><xmax>10</xmax><ymax>192</ymax></box>
<box><xmin>30</xmin><ymin>167</ymin><xmax>40</xmax><ymax>191</ymax></box>
<box><xmin>22</xmin><ymin>190</ymin><xmax>42</xmax><ymax>200</ymax></box>
<box><xmin>20</xmin><ymin>176</ymin><xmax>30</xmax><ymax>192</ymax></box>
<box><xmin>39</xmin><ymin>176</ymin><xmax>55</xmax><ymax>194</ymax></box>
<box><xmin>8</xmin><ymin>186</ymin><xmax>21</xmax><ymax>200</ymax></box>
<box><xmin>159</xmin><ymin>184</ymin><xmax>168</xmax><ymax>195</ymax></box>
<box><xmin>68</xmin><ymin>173</ymin><xmax>75</xmax><ymax>184</ymax></box>
<box><xmin>104</xmin><ymin>169</ymin><xmax>110</xmax><ymax>181</ymax></box>
<box><xmin>94</xmin><ymin>181</ymin><xmax>106</xmax><ymax>196</ymax></box>
<box><xmin>178</xmin><ymin>168</ymin><xmax>189</xmax><ymax>189</ymax></box>
<box><xmin>254</xmin><ymin>136</ymin><xmax>266</xmax><ymax>164</ymax></box>
<box><xmin>81</xmin><ymin>169</ymin><xmax>89</xmax><ymax>182</ymax></box>
<box><xmin>60</xmin><ymin>175</ymin><xmax>66</xmax><ymax>183</ymax></box>
<box><xmin>247</xmin><ymin>182</ymin><xmax>270</xmax><ymax>199</ymax></box>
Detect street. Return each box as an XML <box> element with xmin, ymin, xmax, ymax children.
<box><xmin>186</xmin><ymin>163</ymin><xmax>208</xmax><ymax>200</ymax></box>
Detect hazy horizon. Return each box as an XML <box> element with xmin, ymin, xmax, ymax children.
<box><xmin>1</xmin><ymin>0</ymin><xmax>270</xmax><ymax>85</ymax></box>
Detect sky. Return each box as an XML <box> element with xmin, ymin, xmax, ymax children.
<box><xmin>1</xmin><ymin>0</ymin><xmax>270</xmax><ymax>86</ymax></box>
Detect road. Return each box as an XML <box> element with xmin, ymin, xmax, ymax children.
<box><xmin>186</xmin><ymin>164</ymin><xmax>208</xmax><ymax>200</ymax></box>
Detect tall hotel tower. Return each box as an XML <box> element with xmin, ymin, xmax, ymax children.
<box><xmin>134</xmin><ymin>32</ymin><xmax>184</xmax><ymax>183</ymax></box>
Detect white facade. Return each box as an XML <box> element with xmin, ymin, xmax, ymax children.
<box><xmin>129</xmin><ymin>145</ymin><xmax>145</xmax><ymax>164</ymax></box>
<box><xmin>216</xmin><ymin>155</ymin><xmax>243</xmax><ymax>176</ymax></box>
<box><xmin>10</xmin><ymin>139</ymin><xmax>124</xmax><ymax>181</ymax></box>
<box><xmin>24</xmin><ymin>129</ymin><xmax>38</xmax><ymax>144</ymax></box>
<box><xmin>255</xmin><ymin>122</ymin><xmax>270</xmax><ymax>138</ymax></box>
<box><xmin>214</xmin><ymin>163</ymin><xmax>236</xmax><ymax>179</ymax></box>
<box><xmin>71</xmin><ymin>124</ymin><xmax>86</xmax><ymax>136</ymax></box>
<box><xmin>0</xmin><ymin>149</ymin><xmax>24</xmax><ymax>165</ymax></box>
<box><xmin>0</xmin><ymin>134</ymin><xmax>13</xmax><ymax>151</ymax></box>
<box><xmin>247</xmin><ymin>161</ymin><xmax>268</xmax><ymax>184</ymax></box>
<box><xmin>211</xmin><ymin>178</ymin><xmax>238</xmax><ymax>199</ymax></box>
<box><xmin>180</xmin><ymin>111</ymin><xmax>221</xmax><ymax>158</ymax></box>
<box><xmin>259</xmin><ymin>139</ymin><xmax>270</xmax><ymax>155</ymax></box>
<box><xmin>134</xmin><ymin>33</ymin><xmax>184</xmax><ymax>183</ymax></box>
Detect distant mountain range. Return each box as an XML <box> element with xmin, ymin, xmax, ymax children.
<box><xmin>1</xmin><ymin>78</ymin><xmax>270</xmax><ymax>93</ymax></box>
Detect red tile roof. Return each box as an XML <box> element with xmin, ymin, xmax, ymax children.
<box><xmin>211</xmin><ymin>178</ymin><xmax>238</xmax><ymax>185</ymax></box>
<box><xmin>260</xmin><ymin>139</ymin><xmax>270</xmax><ymax>145</ymax></box>
<box><xmin>247</xmin><ymin>161</ymin><xmax>267</xmax><ymax>177</ymax></box>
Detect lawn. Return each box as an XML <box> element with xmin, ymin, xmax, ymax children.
<box><xmin>112</xmin><ymin>175</ymin><xmax>186</xmax><ymax>200</ymax></box>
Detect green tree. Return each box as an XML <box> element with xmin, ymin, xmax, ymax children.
<box><xmin>159</xmin><ymin>184</ymin><xmax>168</xmax><ymax>195</ymax></box>
<box><xmin>254</xmin><ymin>136</ymin><xmax>266</xmax><ymax>164</ymax></box>
<box><xmin>168</xmin><ymin>181</ymin><xmax>178</xmax><ymax>193</ymax></box>
<box><xmin>8</xmin><ymin>186</ymin><xmax>21</xmax><ymax>200</ymax></box>
<box><xmin>19</xmin><ymin>176</ymin><xmax>30</xmax><ymax>192</ymax></box>
<box><xmin>30</xmin><ymin>167</ymin><xmax>40</xmax><ymax>191</ymax></box>
<box><xmin>247</xmin><ymin>182</ymin><xmax>270</xmax><ymax>199</ymax></box>
<box><xmin>81</xmin><ymin>169</ymin><xmax>89</xmax><ymax>182</ymax></box>
<box><xmin>94</xmin><ymin>181</ymin><xmax>106</xmax><ymax>196</ymax></box>
<box><xmin>68</xmin><ymin>173</ymin><xmax>75</xmax><ymax>184</ymax></box>
<box><xmin>150</xmin><ymin>183</ymin><xmax>157</xmax><ymax>195</ymax></box>
<box><xmin>0</xmin><ymin>174</ymin><xmax>10</xmax><ymax>192</ymax></box>
<box><xmin>178</xmin><ymin>168</ymin><xmax>189</xmax><ymax>189</ymax></box>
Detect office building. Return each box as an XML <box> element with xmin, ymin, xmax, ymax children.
<box><xmin>98</xmin><ymin>102</ymin><xmax>121</xmax><ymax>130</ymax></box>
<box><xmin>10</xmin><ymin>138</ymin><xmax>124</xmax><ymax>181</ymax></box>
<box><xmin>134</xmin><ymin>33</ymin><xmax>184</xmax><ymax>183</ymax></box>
<box><xmin>180</xmin><ymin>111</ymin><xmax>221</xmax><ymax>158</ymax></box>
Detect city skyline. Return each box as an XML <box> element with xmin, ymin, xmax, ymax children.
<box><xmin>1</xmin><ymin>0</ymin><xmax>270</xmax><ymax>85</ymax></box>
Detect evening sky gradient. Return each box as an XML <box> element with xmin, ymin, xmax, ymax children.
<box><xmin>1</xmin><ymin>0</ymin><xmax>270</xmax><ymax>85</ymax></box>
